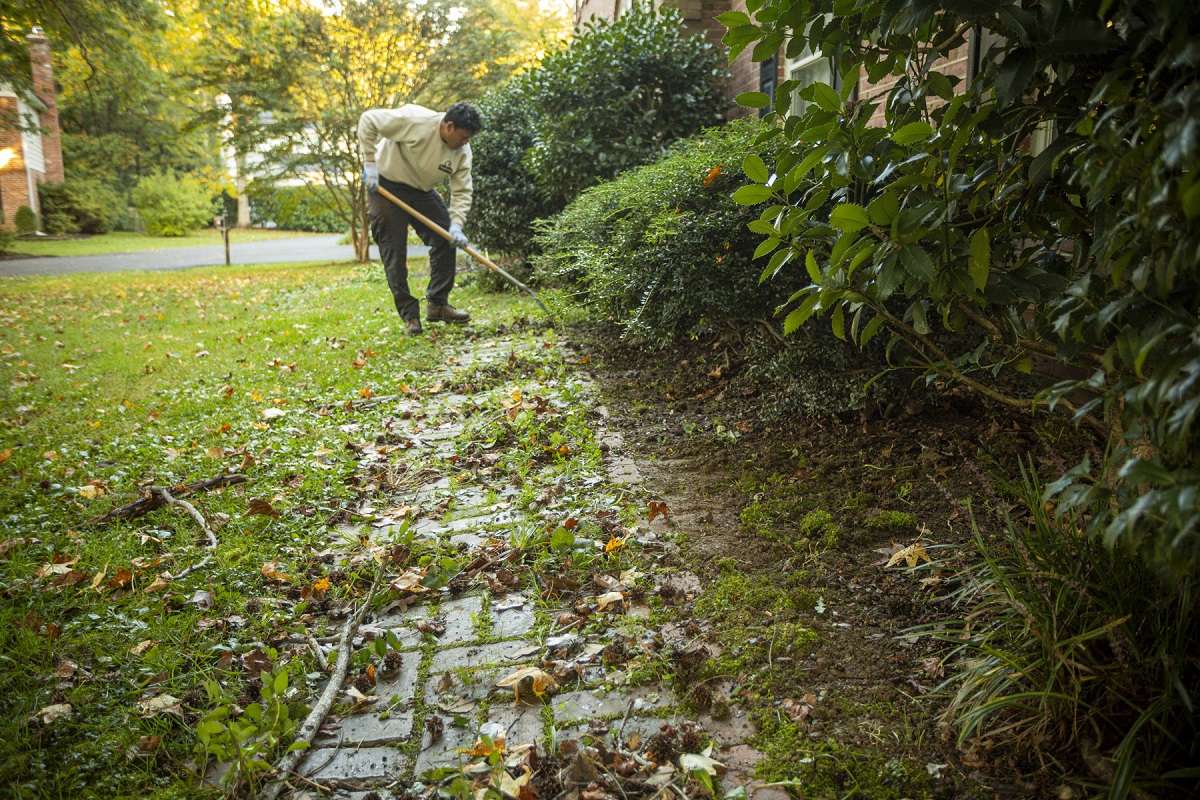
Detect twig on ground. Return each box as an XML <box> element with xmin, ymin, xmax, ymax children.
<box><xmin>307</xmin><ymin>635</ymin><xmax>329</xmax><ymax>672</ymax></box>
<box><xmin>150</xmin><ymin>487</ymin><xmax>219</xmax><ymax>581</ymax></box>
<box><xmin>91</xmin><ymin>473</ymin><xmax>247</xmax><ymax>524</ymax></box>
<box><xmin>262</xmin><ymin>572</ymin><xmax>382</xmax><ymax>800</ymax></box>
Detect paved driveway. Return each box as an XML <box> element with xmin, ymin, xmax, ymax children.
<box><xmin>0</xmin><ymin>235</ymin><xmax>430</xmax><ymax>277</ymax></box>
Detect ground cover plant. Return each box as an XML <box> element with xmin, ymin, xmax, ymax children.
<box><xmin>0</xmin><ymin>259</ymin><xmax>537</xmax><ymax>795</ymax></box>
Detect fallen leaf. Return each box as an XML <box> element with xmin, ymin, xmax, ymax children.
<box><xmin>107</xmin><ymin>567</ymin><xmax>133</xmax><ymax>590</ymax></box>
<box><xmin>647</xmin><ymin>501</ymin><xmax>669</xmax><ymax>522</ymax></box>
<box><xmin>130</xmin><ymin>640</ymin><xmax>157</xmax><ymax>656</ymax></box>
<box><xmin>595</xmin><ymin>591</ymin><xmax>625</xmax><ymax>612</ymax></box>
<box><xmin>247</xmin><ymin>498</ymin><xmax>280</xmax><ymax>517</ymax></box>
<box><xmin>0</xmin><ymin>448</ymin><xmax>11</xmax><ymax>463</ymax></box>
<box><xmin>260</xmin><ymin>561</ymin><xmax>292</xmax><ymax>583</ymax></box>
<box><xmin>604</xmin><ymin>536</ymin><xmax>625</xmax><ymax>555</ymax></box>
<box><xmin>886</xmin><ymin>541</ymin><xmax>930</xmax><ymax>569</ymax></box>
<box><xmin>144</xmin><ymin>573</ymin><xmax>171</xmax><ymax>593</ymax></box>
<box><xmin>495</xmin><ymin>667</ymin><xmax>558</xmax><ymax>703</ymax></box>
<box><xmin>188</xmin><ymin>590</ymin><xmax>214</xmax><ymax>609</ymax></box>
<box><xmin>260</xmin><ymin>407</ymin><xmax>286</xmax><ymax>420</ymax></box>
<box><xmin>703</xmin><ymin>165</ymin><xmax>723</xmax><ymax>187</ymax></box>
<box><xmin>241</xmin><ymin>648</ymin><xmax>271</xmax><ymax>676</ymax></box>
<box><xmin>33</xmin><ymin>703</ymin><xmax>72</xmax><ymax>725</ymax></box>
<box><xmin>137</xmin><ymin>694</ymin><xmax>182</xmax><ymax>718</ymax></box>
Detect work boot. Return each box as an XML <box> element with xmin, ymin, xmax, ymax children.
<box><xmin>404</xmin><ymin>317</ymin><xmax>423</xmax><ymax>336</ymax></box>
<box><xmin>426</xmin><ymin>304</ymin><xmax>470</xmax><ymax>324</ymax></box>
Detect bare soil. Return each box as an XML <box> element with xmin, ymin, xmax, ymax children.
<box><xmin>574</xmin><ymin>322</ymin><xmax>1094</xmax><ymax>799</ymax></box>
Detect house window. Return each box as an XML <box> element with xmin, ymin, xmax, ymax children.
<box><xmin>759</xmin><ymin>56</ymin><xmax>777</xmax><ymax>118</ymax></box>
<box><xmin>786</xmin><ymin>42</ymin><xmax>835</xmax><ymax>115</ymax></box>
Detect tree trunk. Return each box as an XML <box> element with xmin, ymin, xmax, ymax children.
<box><xmin>353</xmin><ymin>197</ymin><xmax>371</xmax><ymax>262</ymax></box>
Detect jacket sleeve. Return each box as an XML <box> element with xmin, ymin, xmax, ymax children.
<box><xmin>447</xmin><ymin>146</ymin><xmax>473</xmax><ymax>228</ymax></box>
<box><xmin>357</xmin><ymin>108</ymin><xmax>414</xmax><ymax>162</ymax></box>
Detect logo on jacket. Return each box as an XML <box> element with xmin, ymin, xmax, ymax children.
<box><xmin>438</xmin><ymin>161</ymin><xmax>452</xmax><ymax>175</ymax></box>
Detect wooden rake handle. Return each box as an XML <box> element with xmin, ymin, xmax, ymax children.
<box><xmin>375</xmin><ymin>185</ymin><xmax>552</xmax><ymax>320</ymax></box>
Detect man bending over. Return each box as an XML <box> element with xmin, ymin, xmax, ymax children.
<box><xmin>358</xmin><ymin>102</ymin><xmax>482</xmax><ymax>335</ymax></box>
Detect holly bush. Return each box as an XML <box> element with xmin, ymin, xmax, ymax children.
<box><xmin>722</xmin><ymin>0</ymin><xmax>1199</xmax><ymax>791</ymax></box>
<box><xmin>468</xmin><ymin>2</ymin><xmax>727</xmax><ymax>262</ymax></box>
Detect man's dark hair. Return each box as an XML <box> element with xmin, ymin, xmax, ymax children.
<box><xmin>444</xmin><ymin>102</ymin><xmax>483</xmax><ymax>134</ymax></box>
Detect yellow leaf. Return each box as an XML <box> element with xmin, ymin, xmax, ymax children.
<box><xmin>604</xmin><ymin>536</ymin><xmax>625</xmax><ymax>555</ymax></box>
<box><xmin>595</xmin><ymin>591</ymin><xmax>625</xmax><ymax>612</ymax></box>
<box><xmin>260</xmin><ymin>562</ymin><xmax>292</xmax><ymax>583</ymax></box>
<box><xmin>144</xmin><ymin>573</ymin><xmax>171</xmax><ymax>593</ymax></box>
<box><xmin>495</xmin><ymin>667</ymin><xmax>557</xmax><ymax>704</ymax></box>
<box><xmin>886</xmin><ymin>542</ymin><xmax>930</xmax><ymax>569</ymax></box>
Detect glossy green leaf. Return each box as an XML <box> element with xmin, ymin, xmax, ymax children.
<box><xmin>830</xmin><ymin>203</ymin><xmax>870</xmax><ymax>233</ymax></box>
<box><xmin>742</xmin><ymin>154</ymin><xmax>769</xmax><ymax>183</ymax></box>
<box><xmin>735</xmin><ymin>91</ymin><xmax>771</xmax><ymax>109</ymax></box>
<box><xmin>831</xmin><ymin>303</ymin><xmax>846</xmax><ymax>340</ymax></box>
<box><xmin>892</xmin><ymin>121</ymin><xmax>934</xmax><ymax>146</ymax></box>
<box><xmin>732</xmin><ymin>185</ymin><xmax>773</xmax><ymax>205</ymax></box>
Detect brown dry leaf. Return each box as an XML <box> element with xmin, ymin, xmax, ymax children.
<box><xmin>247</xmin><ymin>498</ymin><xmax>280</xmax><ymax>517</ymax></box>
<box><xmin>137</xmin><ymin>735</ymin><xmax>161</xmax><ymax>753</ymax></box>
<box><xmin>130</xmin><ymin>640</ymin><xmax>157</xmax><ymax>656</ymax></box>
<box><xmin>390</xmin><ymin>569</ymin><xmax>429</xmax><ymax>595</ymax></box>
<box><xmin>495</xmin><ymin>667</ymin><xmax>558</xmax><ymax>704</ymax></box>
<box><xmin>0</xmin><ymin>537</ymin><xmax>31</xmax><ymax>558</ymax></box>
<box><xmin>595</xmin><ymin>591</ymin><xmax>625</xmax><ymax>612</ymax></box>
<box><xmin>205</xmin><ymin>446</ymin><xmax>224</xmax><ymax>460</ymax></box>
<box><xmin>144</xmin><ymin>573</ymin><xmax>171</xmax><ymax>593</ymax></box>
<box><xmin>241</xmin><ymin>648</ymin><xmax>271</xmax><ymax>676</ymax></box>
<box><xmin>703</xmin><ymin>165</ymin><xmax>722</xmax><ymax>188</ymax></box>
<box><xmin>107</xmin><ymin>567</ymin><xmax>133</xmax><ymax>590</ymax></box>
<box><xmin>260</xmin><ymin>561</ymin><xmax>292</xmax><ymax>583</ymax></box>
<box><xmin>647</xmin><ymin>500</ymin><xmax>669</xmax><ymax>522</ymax></box>
<box><xmin>53</xmin><ymin>660</ymin><xmax>78</xmax><ymax>680</ymax></box>
<box><xmin>0</xmin><ymin>448</ymin><xmax>12</xmax><ymax>463</ymax></box>
<box><xmin>36</xmin><ymin>555</ymin><xmax>79</xmax><ymax>578</ymax></box>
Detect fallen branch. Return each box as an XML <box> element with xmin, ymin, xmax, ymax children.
<box><xmin>152</xmin><ymin>487</ymin><xmax>219</xmax><ymax>581</ymax></box>
<box><xmin>91</xmin><ymin>473</ymin><xmax>247</xmax><ymax>525</ymax></box>
<box><xmin>262</xmin><ymin>572</ymin><xmax>382</xmax><ymax>800</ymax></box>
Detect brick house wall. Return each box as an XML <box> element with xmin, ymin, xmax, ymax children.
<box><xmin>27</xmin><ymin>29</ymin><xmax>64</xmax><ymax>183</ymax></box>
<box><xmin>0</xmin><ymin>29</ymin><xmax>65</xmax><ymax>231</ymax></box>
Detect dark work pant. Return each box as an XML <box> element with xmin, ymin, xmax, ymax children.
<box><xmin>368</xmin><ymin>177</ymin><xmax>456</xmax><ymax>320</ymax></box>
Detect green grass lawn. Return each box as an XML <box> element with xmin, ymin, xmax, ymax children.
<box><xmin>6</xmin><ymin>228</ymin><xmax>325</xmax><ymax>258</ymax></box>
<box><xmin>0</xmin><ymin>259</ymin><xmax>536</xmax><ymax>797</ymax></box>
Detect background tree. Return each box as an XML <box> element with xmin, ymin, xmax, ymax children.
<box><xmin>257</xmin><ymin>0</ymin><xmax>565</xmax><ymax>260</ymax></box>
